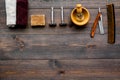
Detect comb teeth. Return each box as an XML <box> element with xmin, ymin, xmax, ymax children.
<box><xmin>107</xmin><ymin>3</ymin><xmax>116</xmax><ymax>44</ymax></box>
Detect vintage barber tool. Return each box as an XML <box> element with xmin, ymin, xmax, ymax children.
<box><xmin>106</xmin><ymin>0</ymin><xmax>116</xmax><ymax>44</ymax></box>
<box><xmin>16</xmin><ymin>0</ymin><xmax>28</xmax><ymax>28</ymax></box>
<box><xmin>31</xmin><ymin>15</ymin><xmax>45</xmax><ymax>27</ymax></box>
<box><xmin>71</xmin><ymin>4</ymin><xmax>90</xmax><ymax>26</ymax></box>
<box><xmin>59</xmin><ymin>7</ymin><xmax>67</xmax><ymax>26</ymax></box>
<box><xmin>90</xmin><ymin>9</ymin><xmax>101</xmax><ymax>38</ymax></box>
<box><xmin>5</xmin><ymin>0</ymin><xmax>16</xmax><ymax>28</ymax></box>
<box><xmin>90</xmin><ymin>8</ymin><xmax>104</xmax><ymax>38</ymax></box>
<box><xmin>98</xmin><ymin>8</ymin><xmax>104</xmax><ymax>35</ymax></box>
<box><xmin>49</xmin><ymin>7</ymin><xmax>57</xmax><ymax>27</ymax></box>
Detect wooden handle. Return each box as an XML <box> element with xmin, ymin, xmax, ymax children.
<box><xmin>90</xmin><ymin>12</ymin><xmax>101</xmax><ymax>38</ymax></box>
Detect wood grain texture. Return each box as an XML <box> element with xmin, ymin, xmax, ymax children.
<box><xmin>28</xmin><ymin>0</ymin><xmax>120</xmax><ymax>9</ymax></box>
<box><xmin>0</xmin><ymin>0</ymin><xmax>120</xmax><ymax>80</ymax></box>
<box><xmin>0</xmin><ymin>60</ymin><xmax>120</xmax><ymax>80</ymax></box>
<box><xmin>0</xmin><ymin>34</ymin><xmax>120</xmax><ymax>60</ymax></box>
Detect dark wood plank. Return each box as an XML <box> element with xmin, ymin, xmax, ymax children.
<box><xmin>28</xmin><ymin>0</ymin><xmax>120</xmax><ymax>9</ymax></box>
<box><xmin>0</xmin><ymin>59</ymin><xmax>120</xmax><ymax>80</ymax></box>
<box><xmin>1</xmin><ymin>0</ymin><xmax>120</xmax><ymax>9</ymax></box>
<box><xmin>0</xmin><ymin>34</ymin><xmax>120</xmax><ymax>60</ymax></box>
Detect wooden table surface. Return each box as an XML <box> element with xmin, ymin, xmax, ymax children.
<box><xmin>0</xmin><ymin>0</ymin><xmax>120</xmax><ymax>80</ymax></box>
